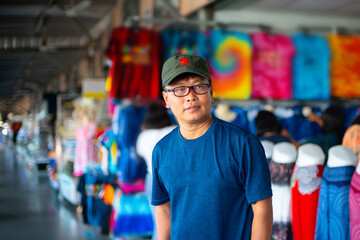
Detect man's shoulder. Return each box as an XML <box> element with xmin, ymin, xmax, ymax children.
<box><xmin>154</xmin><ymin>126</ymin><xmax>178</xmax><ymax>149</ymax></box>
<box><xmin>215</xmin><ymin>117</ymin><xmax>251</xmax><ymax>136</ymax></box>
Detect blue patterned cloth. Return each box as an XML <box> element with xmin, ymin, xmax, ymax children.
<box><xmin>315</xmin><ymin>166</ymin><xmax>355</xmax><ymax>240</ymax></box>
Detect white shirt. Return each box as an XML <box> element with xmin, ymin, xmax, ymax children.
<box><xmin>136</xmin><ymin>125</ymin><xmax>176</xmax><ymax>174</ymax></box>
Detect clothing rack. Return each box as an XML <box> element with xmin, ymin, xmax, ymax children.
<box><xmin>125</xmin><ymin>15</ymin><xmax>360</xmax><ymax>35</ymax></box>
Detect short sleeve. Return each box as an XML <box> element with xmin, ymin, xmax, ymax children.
<box><xmin>151</xmin><ymin>145</ymin><xmax>170</xmax><ymax>206</ymax></box>
<box><xmin>240</xmin><ymin>134</ymin><xmax>273</xmax><ymax>204</ymax></box>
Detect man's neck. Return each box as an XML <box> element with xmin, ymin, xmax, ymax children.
<box><xmin>179</xmin><ymin>115</ymin><xmax>214</xmax><ymax>140</ymax></box>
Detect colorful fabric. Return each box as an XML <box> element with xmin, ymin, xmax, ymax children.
<box><xmin>271</xmin><ymin>161</ymin><xmax>294</xmax><ymax>240</ymax></box>
<box><xmin>272</xmin><ymin>222</ymin><xmax>293</xmax><ymax>240</ymax></box>
<box><xmin>101</xmin><ymin>127</ymin><xmax>118</xmax><ymax>175</ymax></box>
<box><xmin>105</xmin><ymin>27</ymin><xmax>160</xmax><ymax>100</ymax></box>
<box><xmin>76</xmin><ymin>173</ymin><xmax>112</xmax><ymax>227</ymax></box>
<box><xmin>269</xmin><ymin>161</ymin><xmax>295</xmax><ymax>185</ymax></box>
<box><xmin>291</xmin><ymin>165</ymin><xmax>324</xmax><ymax>240</ymax></box>
<box><xmin>328</xmin><ymin>34</ymin><xmax>360</xmax><ymax>98</ymax></box>
<box><xmin>118</xmin><ymin>178</ymin><xmax>145</xmax><ymax>194</ymax></box>
<box><xmin>315</xmin><ymin>166</ymin><xmax>355</xmax><ymax>240</ymax></box>
<box><xmin>111</xmin><ymin>190</ymin><xmax>153</xmax><ymax>238</ymax></box>
<box><xmin>102</xmin><ymin>184</ymin><xmax>115</xmax><ymax>206</ymax></box>
<box><xmin>251</xmin><ymin>32</ymin><xmax>295</xmax><ymax>99</ymax></box>
<box><xmin>292</xmin><ymin>34</ymin><xmax>330</xmax><ymax>100</ymax></box>
<box><xmin>209</xmin><ymin>29</ymin><xmax>252</xmax><ymax>99</ymax></box>
<box><xmin>74</xmin><ymin>121</ymin><xmax>97</xmax><ymax>177</ymax></box>
<box><xmin>161</xmin><ymin>28</ymin><xmax>208</xmax><ymax>60</ymax></box>
<box><xmin>350</xmin><ymin>171</ymin><xmax>360</xmax><ymax>240</ymax></box>
<box><xmin>152</xmin><ymin>117</ymin><xmax>272</xmax><ymax>239</ymax></box>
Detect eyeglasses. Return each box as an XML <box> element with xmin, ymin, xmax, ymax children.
<box><xmin>164</xmin><ymin>84</ymin><xmax>211</xmax><ymax>97</ymax></box>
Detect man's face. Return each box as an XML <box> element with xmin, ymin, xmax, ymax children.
<box><xmin>162</xmin><ymin>76</ymin><xmax>213</xmax><ymax>126</ymax></box>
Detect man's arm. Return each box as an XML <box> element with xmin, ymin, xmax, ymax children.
<box><xmin>156</xmin><ymin>201</ymin><xmax>171</xmax><ymax>240</ymax></box>
<box><xmin>251</xmin><ymin>197</ymin><xmax>273</xmax><ymax>240</ymax></box>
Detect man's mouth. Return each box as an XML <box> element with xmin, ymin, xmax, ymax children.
<box><xmin>185</xmin><ymin>105</ymin><xmax>200</xmax><ymax>112</ymax></box>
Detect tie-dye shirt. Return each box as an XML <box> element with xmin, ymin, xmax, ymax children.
<box><xmin>251</xmin><ymin>32</ymin><xmax>295</xmax><ymax>100</ymax></box>
<box><xmin>209</xmin><ymin>29</ymin><xmax>252</xmax><ymax>99</ymax></box>
<box><xmin>328</xmin><ymin>34</ymin><xmax>360</xmax><ymax>98</ymax></box>
<box><xmin>292</xmin><ymin>34</ymin><xmax>330</xmax><ymax>100</ymax></box>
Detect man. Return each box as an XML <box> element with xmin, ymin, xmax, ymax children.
<box><xmin>151</xmin><ymin>55</ymin><xmax>273</xmax><ymax>240</ymax></box>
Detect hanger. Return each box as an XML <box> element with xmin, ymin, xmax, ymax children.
<box><xmin>299</xmin><ymin>26</ymin><xmax>312</xmax><ymax>36</ymax></box>
<box><xmin>258</xmin><ymin>24</ymin><xmax>273</xmax><ymax>35</ymax></box>
<box><xmin>336</xmin><ymin>27</ymin><xmax>352</xmax><ymax>36</ymax></box>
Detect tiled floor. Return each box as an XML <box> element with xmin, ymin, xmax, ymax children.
<box><xmin>0</xmin><ymin>144</ymin><xmax>110</xmax><ymax>240</ymax></box>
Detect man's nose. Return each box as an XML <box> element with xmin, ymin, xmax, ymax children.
<box><xmin>186</xmin><ymin>88</ymin><xmax>197</xmax><ymax>102</ymax></box>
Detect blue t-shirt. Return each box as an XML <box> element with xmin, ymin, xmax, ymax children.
<box><xmin>152</xmin><ymin>117</ymin><xmax>272</xmax><ymax>240</ymax></box>
<box><xmin>292</xmin><ymin>34</ymin><xmax>330</xmax><ymax>100</ymax></box>
<box><xmin>161</xmin><ymin>28</ymin><xmax>208</xmax><ymax>61</ymax></box>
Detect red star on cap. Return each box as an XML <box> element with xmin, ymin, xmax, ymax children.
<box><xmin>178</xmin><ymin>56</ymin><xmax>189</xmax><ymax>67</ymax></box>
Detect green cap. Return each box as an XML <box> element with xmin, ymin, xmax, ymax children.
<box><xmin>161</xmin><ymin>55</ymin><xmax>211</xmax><ymax>88</ymax></box>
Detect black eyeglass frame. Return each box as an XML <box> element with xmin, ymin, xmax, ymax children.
<box><xmin>163</xmin><ymin>84</ymin><xmax>211</xmax><ymax>97</ymax></box>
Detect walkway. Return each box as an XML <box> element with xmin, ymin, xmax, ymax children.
<box><xmin>0</xmin><ymin>144</ymin><xmax>110</xmax><ymax>240</ymax></box>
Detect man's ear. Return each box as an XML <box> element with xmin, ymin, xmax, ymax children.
<box><xmin>162</xmin><ymin>91</ymin><xmax>170</xmax><ymax>108</ymax></box>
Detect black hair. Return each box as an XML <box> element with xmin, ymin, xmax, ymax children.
<box><xmin>142</xmin><ymin>102</ymin><xmax>172</xmax><ymax>130</ymax></box>
<box><xmin>321</xmin><ymin>104</ymin><xmax>346</xmax><ymax>143</ymax></box>
<box><xmin>350</xmin><ymin>114</ymin><xmax>360</xmax><ymax>126</ymax></box>
<box><xmin>255</xmin><ymin>110</ymin><xmax>282</xmax><ymax>137</ymax></box>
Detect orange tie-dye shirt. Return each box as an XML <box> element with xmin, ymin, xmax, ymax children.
<box><xmin>328</xmin><ymin>34</ymin><xmax>360</xmax><ymax>98</ymax></box>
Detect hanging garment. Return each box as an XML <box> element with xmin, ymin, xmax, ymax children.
<box><xmin>116</xmin><ymin>105</ymin><xmax>146</xmax><ymax>148</ymax></box>
<box><xmin>110</xmin><ymin>189</ymin><xmax>153</xmax><ymax>238</ymax></box>
<box><xmin>245</xmin><ymin>104</ymin><xmax>264</xmax><ymax>135</ymax></box>
<box><xmin>315</xmin><ymin>166</ymin><xmax>355</xmax><ymax>240</ymax></box>
<box><xmin>161</xmin><ymin>28</ymin><xmax>208</xmax><ymax>60</ymax></box>
<box><xmin>328</xmin><ymin>34</ymin><xmax>360</xmax><ymax>98</ymax></box>
<box><xmin>74</xmin><ymin>121</ymin><xmax>97</xmax><ymax>177</ymax></box>
<box><xmin>270</xmin><ymin>143</ymin><xmax>296</xmax><ymax>240</ymax></box>
<box><xmin>227</xmin><ymin>106</ymin><xmax>249</xmax><ymax>130</ymax></box>
<box><xmin>209</xmin><ymin>29</ymin><xmax>252</xmax><ymax>99</ymax></box>
<box><xmin>101</xmin><ymin>127</ymin><xmax>118</xmax><ymax>175</ymax></box>
<box><xmin>344</xmin><ymin>105</ymin><xmax>360</xmax><ymax>129</ymax></box>
<box><xmin>77</xmin><ymin>173</ymin><xmax>115</xmax><ymax>227</ymax></box>
<box><xmin>291</xmin><ymin>165</ymin><xmax>324</xmax><ymax>240</ymax></box>
<box><xmin>294</xmin><ymin>106</ymin><xmax>323</xmax><ymax>143</ymax></box>
<box><xmin>105</xmin><ymin>27</ymin><xmax>160</xmax><ymax>100</ymax></box>
<box><xmin>274</xmin><ymin>106</ymin><xmax>298</xmax><ymax>141</ymax></box>
<box><xmin>270</xmin><ymin>161</ymin><xmax>295</xmax><ymax>240</ymax></box>
<box><xmin>101</xmin><ymin>184</ymin><xmax>116</xmax><ymax>235</ymax></box>
<box><xmin>251</xmin><ymin>32</ymin><xmax>295</xmax><ymax>99</ymax></box>
<box><xmin>114</xmin><ymin>105</ymin><xmax>147</xmax><ymax>184</ymax></box>
<box><xmin>350</xmin><ymin>171</ymin><xmax>360</xmax><ymax>240</ymax></box>
<box><xmin>292</xmin><ymin>34</ymin><xmax>331</xmax><ymax>100</ymax></box>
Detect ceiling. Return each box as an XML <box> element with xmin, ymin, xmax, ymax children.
<box><xmin>220</xmin><ymin>0</ymin><xmax>360</xmax><ymax>17</ymax></box>
<box><xmin>1</xmin><ymin>0</ymin><xmax>360</xmax><ymax>116</ymax></box>
<box><xmin>0</xmin><ymin>0</ymin><xmax>116</xmax><ymax>115</ymax></box>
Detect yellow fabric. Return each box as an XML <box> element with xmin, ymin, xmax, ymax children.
<box><xmin>105</xmin><ymin>75</ymin><xmax>112</xmax><ymax>92</ymax></box>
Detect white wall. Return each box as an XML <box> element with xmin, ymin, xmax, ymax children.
<box><xmin>214</xmin><ymin>9</ymin><xmax>360</xmax><ymax>34</ymax></box>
